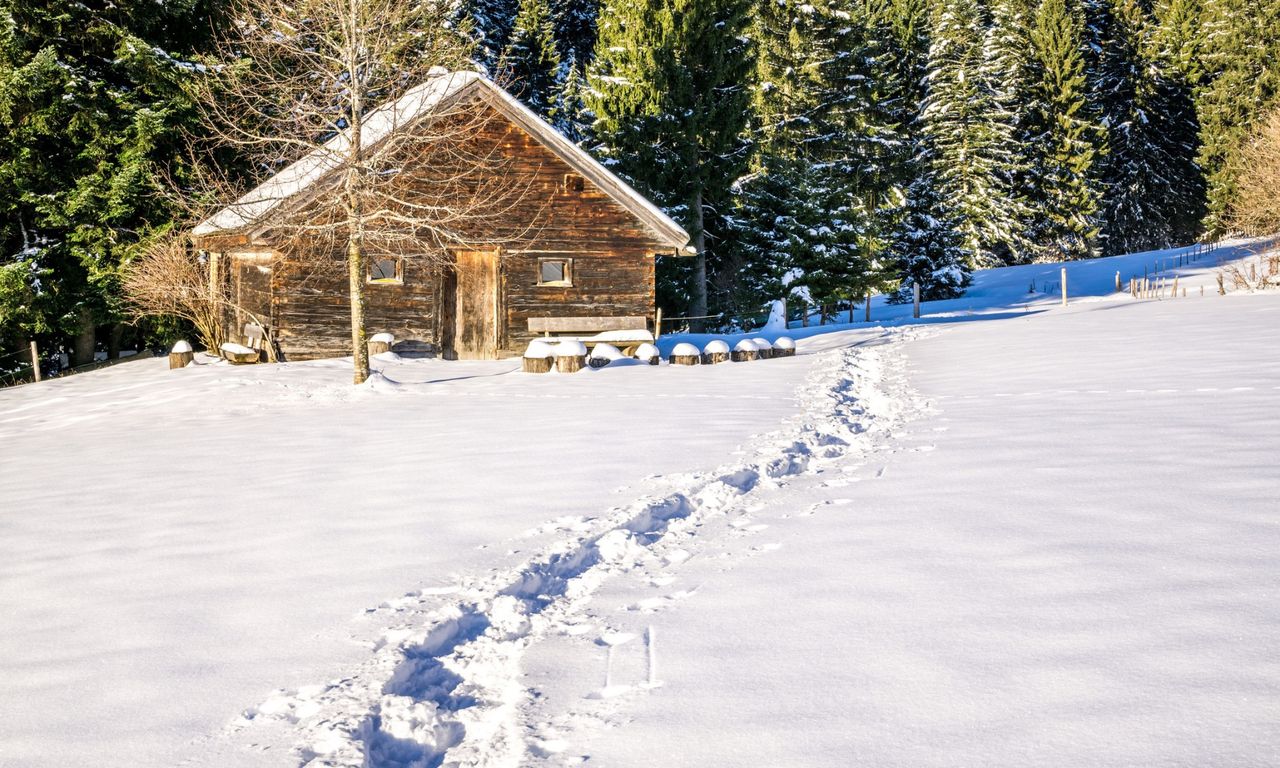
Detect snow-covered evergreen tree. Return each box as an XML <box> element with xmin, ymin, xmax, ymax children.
<box><xmin>1023</xmin><ymin>0</ymin><xmax>1103</xmax><ymax>260</ymax></box>
<box><xmin>551</xmin><ymin>54</ymin><xmax>591</xmax><ymax>142</ymax></box>
<box><xmin>551</xmin><ymin>0</ymin><xmax>601</xmax><ymax>65</ymax></box>
<box><xmin>457</xmin><ymin>0</ymin><xmax>522</xmax><ymax>71</ymax></box>
<box><xmin>500</xmin><ymin>0</ymin><xmax>561</xmax><ymax>116</ymax></box>
<box><xmin>588</xmin><ymin>0</ymin><xmax>753</xmax><ymax>321</ymax></box>
<box><xmin>0</xmin><ymin>0</ymin><xmax>214</xmax><ymax>360</ymax></box>
<box><xmin>919</xmin><ymin>0</ymin><xmax>1023</xmax><ymax>268</ymax></box>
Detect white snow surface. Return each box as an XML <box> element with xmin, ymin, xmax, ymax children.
<box><xmin>702</xmin><ymin>340</ymin><xmax>730</xmax><ymax>354</ymax></box>
<box><xmin>669</xmin><ymin>342</ymin><xmax>700</xmax><ymax>357</ymax></box>
<box><xmin>589</xmin><ymin>343</ymin><xmax>624</xmax><ymax>361</ymax></box>
<box><xmin>554</xmin><ymin>340</ymin><xmax>588</xmax><ymax>357</ymax></box>
<box><xmin>369</xmin><ymin>332</ymin><xmax>395</xmax><ymax>344</ymax></box>
<box><xmin>523</xmin><ymin>340</ymin><xmax>554</xmax><ymax>358</ymax></box>
<box><xmin>2</xmin><ymin>236</ymin><xmax>1279</xmax><ymax>768</ymax></box>
<box><xmin>171</xmin><ymin>340</ymin><xmax>193</xmax><ymax>354</ymax></box>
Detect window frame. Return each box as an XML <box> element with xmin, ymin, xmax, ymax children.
<box><xmin>366</xmin><ymin>256</ymin><xmax>404</xmax><ymax>285</ymax></box>
<box><xmin>536</xmin><ymin>257</ymin><xmax>573</xmax><ymax>287</ymax></box>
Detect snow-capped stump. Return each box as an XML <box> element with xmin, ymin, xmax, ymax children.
<box><xmin>554</xmin><ymin>340</ymin><xmax>589</xmax><ymax>373</ymax></box>
<box><xmin>731</xmin><ymin>339</ymin><xmax>758</xmax><ymax>362</ymax></box>
<box><xmin>368</xmin><ymin>332</ymin><xmax>395</xmax><ymax>356</ymax></box>
<box><xmin>589</xmin><ymin>343</ymin><xmax>625</xmax><ymax>369</ymax></box>
<box><xmin>668</xmin><ymin>342</ymin><xmax>701</xmax><ymax>366</ymax></box>
<box><xmin>168</xmin><ymin>340</ymin><xmax>194</xmax><ymax>370</ymax></box>
<box><xmin>522</xmin><ymin>340</ymin><xmax>556</xmax><ymax>373</ymax></box>
<box><xmin>634</xmin><ymin>342</ymin><xmax>660</xmax><ymax>366</ymax></box>
<box><xmin>219</xmin><ymin>341</ymin><xmax>259</xmax><ymax>365</ymax></box>
<box><xmin>751</xmin><ymin>337</ymin><xmax>773</xmax><ymax>359</ymax></box>
<box><xmin>773</xmin><ymin>336</ymin><xmax>796</xmax><ymax>357</ymax></box>
<box><xmin>702</xmin><ymin>339</ymin><xmax>730</xmax><ymax>364</ymax></box>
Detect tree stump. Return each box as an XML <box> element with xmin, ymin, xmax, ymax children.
<box><xmin>731</xmin><ymin>340</ymin><xmax>758</xmax><ymax>362</ymax></box>
<box><xmin>702</xmin><ymin>340</ymin><xmax>730</xmax><ymax>364</ymax></box>
<box><xmin>368</xmin><ymin>332</ymin><xmax>394</xmax><ymax>356</ymax></box>
<box><xmin>553</xmin><ymin>340</ymin><xmax>589</xmax><ymax>373</ymax></box>
<box><xmin>772</xmin><ymin>337</ymin><xmax>796</xmax><ymax>357</ymax></box>
<box><xmin>556</xmin><ymin>354</ymin><xmax>586</xmax><ymax>373</ymax></box>
<box><xmin>635</xmin><ymin>342</ymin><xmax>661</xmax><ymax>366</ymax></box>
<box><xmin>524</xmin><ymin>340</ymin><xmax>555</xmax><ymax>373</ymax></box>
<box><xmin>523</xmin><ymin>355</ymin><xmax>554</xmax><ymax>373</ymax></box>
<box><xmin>169</xmin><ymin>341</ymin><xmax>194</xmax><ymax>369</ymax></box>
<box><xmin>751</xmin><ymin>338</ymin><xmax>773</xmax><ymax>359</ymax></box>
<box><xmin>669</xmin><ymin>342</ymin><xmax>701</xmax><ymax>366</ymax></box>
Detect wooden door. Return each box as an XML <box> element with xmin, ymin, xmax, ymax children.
<box><xmin>451</xmin><ymin>248</ymin><xmax>499</xmax><ymax>360</ymax></box>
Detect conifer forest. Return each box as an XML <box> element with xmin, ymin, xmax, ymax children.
<box><xmin>1</xmin><ymin>0</ymin><xmax>1278</xmax><ymax>359</ymax></box>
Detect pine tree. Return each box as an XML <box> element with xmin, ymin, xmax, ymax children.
<box><xmin>883</xmin><ymin>0</ymin><xmax>969</xmax><ymax>301</ymax></box>
<box><xmin>919</xmin><ymin>0</ymin><xmax>1023</xmax><ymax>268</ymax></box>
<box><xmin>1088</xmin><ymin>0</ymin><xmax>1180</xmax><ymax>254</ymax></box>
<box><xmin>1023</xmin><ymin>0</ymin><xmax>1103</xmax><ymax>260</ymax></box>
<box><xmin>982</xmin><ymin>0</ymin><xmax>1037</xmax><ymax>262</ymax></box>
<box><xmin>551</xmin><ymin>54</ymin><xmax>591</xmax><ymax>142</ymax></box>
<box><xmin>588</xmin><ymin>0</ymin><xmax>753</xmax><ymax>322</ymax></box>
<box><xmin>1148</xmin><ymin>0</ymin><xmax>1205</xmax><ymax>243</ymax></box>
<box><xmin>0</xmin><ymin>0</ymin><xmax>217</xmax><ymax>361</ymax></box>
<box><xmin>551</xmin><ymin>0</ymin><xmax>602</xmax><ymax>65</ymax></box>
<box><xmin>500</xmin><ymin>0</ymin><xmax>561</xmax><ymax>116</ymax></box>
<box><xmin>457</xmin><ymin>0</ymin><xmax>522</xmax><ymax>71</ymax></box>
<box><xmin>1195</xmin><ymin>0</ymin><xmax>1280</xmax><ymax>234</ymax></box>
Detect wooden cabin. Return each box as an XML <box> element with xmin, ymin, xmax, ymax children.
<box><xmin>190</xmin><ymin>71</ymin><xmax>691</xmax><ymax>360</ymax></box>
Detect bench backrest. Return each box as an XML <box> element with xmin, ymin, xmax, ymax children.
<box><xmin>528</xmin><ymin>316</ymin><xmax>647</xmax><ymax>334</ymax></box>
<box><xmin>243</xmin><ymin>323</ymin><xmax>265</xmax><ymax>350</ymax></box>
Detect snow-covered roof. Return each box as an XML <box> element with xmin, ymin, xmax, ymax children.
<box><xmin>193</xmin><ymin>71</ymin><xmax>692</xmax><ymax>251</ymax></box>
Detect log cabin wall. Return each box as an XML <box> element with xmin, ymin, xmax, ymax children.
<box><xmin>204</xmin><ymin>97</ymin><xmax>674</xmax><ymax>360</ymax></box>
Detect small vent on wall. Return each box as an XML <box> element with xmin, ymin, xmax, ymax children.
<box><xmin>563</xmin><ymin>173</ymin><xmax>585</xmax><ymax>194</ymax></box>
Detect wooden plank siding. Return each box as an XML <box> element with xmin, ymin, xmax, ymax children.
<box><xmin>214</xmin><ymin>98</ymin><xmax>672</xmax><ymax>361</ymax></box>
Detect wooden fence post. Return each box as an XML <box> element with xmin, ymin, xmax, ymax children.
<box><xmin>655</xmin><ymin>307</ymin><xmax>663</xmax><ymax>339</ymax></box>
<box><xmin>1061</xmin><ymin>268</ymin><xmax>1068</xmax><ymax>307</ymax></box>
<box><xmin>29</xmin><ymin>340</ymin><xmax>40</xmax><ymax>383</ymax></box>
<box><xmin>913</xmin><ymin>283</ymin><xmax>921</xmax><ymax>319</ymax></box>
<box><xmin>864</xmin><ymin>291</ymin><xmax>871</xmax><ymax>322</ymax></box>
<box><xmin>1115</xmin><ymin>271</ymin><xmax>1121</xmax><ymax>292</ymax></box>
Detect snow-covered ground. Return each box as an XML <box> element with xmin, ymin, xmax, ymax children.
<box><xmin>1</xmin><ymin>237</ymin><xmax>1277</xmax><ymax>767</ymax></box>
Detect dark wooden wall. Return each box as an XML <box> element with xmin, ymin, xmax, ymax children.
<box><xmin>220</xmin><ymin>99</ymin><xmax>673</xmax><ymax>361</ymax></box>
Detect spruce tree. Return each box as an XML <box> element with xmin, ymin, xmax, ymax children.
<box><xmin>500</xmin><ymin>0</ymin><xmax>562</xmax><ymax>116</ymax></box>
<box><xmin>1148</xmin><ymin>0</ymin><xmax>1205</xmax><ymax>243</ymax></box>
<box><xmin>551</xmin><ymin>0</ymin><xmax>602</xmax><ymax>65</ymax></box>
<box><xmin>551</xmin><ymin>55</ymin><xmax>591</xmax><ymax>142</ymax></box>
<box><xmin>457</xmin><ymin>0</ymin><xmax>522</xmax><ymax>71</ymax></box>
<box><xmin>1023</xmin><ymin>0</ymin><xmax>1103</xmax><ymax>260</ymax></box>
<box><xmin>1195</xmin><ymin>0</ymin><xmax>1280</xmax><ymax>234</ymax></box>
<box><xmin>588</xmin><ymin>0</ymin><xmax>753</xmax><ymax>322</ymax></box>
<box><xmin>0</xmin><ymin>0</ymin><xmax>217</xmax><ymax>361</ymax></box>
<box><xmin>919</xmin><ymin>0</ymin><xmax>1023</xmax><ymax>268</ymax></box>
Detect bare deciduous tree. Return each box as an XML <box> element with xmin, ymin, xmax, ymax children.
<box><xmin>1231</xmin><ymin>107</ymin><xmax>1280</xmax><ymax>237</ymax></box>
<box><xmin>196</xmin><ymin>0</ymin><xmax>531</xmax><ymax>383</ymax></box>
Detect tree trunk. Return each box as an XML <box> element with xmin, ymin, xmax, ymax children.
<box><xmin>690</xmin><ymin>187</ymin><xmax>707</xmax><ymax>332</ymax></box>
<box><xmin>345</xmin><ymin>59</ymin><xmax>370</xmax><ymax>386</ymax></box>
<box><xmin>108</xmin><ymin>323</ymin><xmax>124</xmax><ymax>360</ymax></box>
<box><xmin>347</xmin><ymin>231</ymin><xmax>369</xmax><ymax>385</ymax></box>
<box><xmin>73</xmin><ymin>308</ymin><xmax>96</xmax><ymax>366</ymax></box>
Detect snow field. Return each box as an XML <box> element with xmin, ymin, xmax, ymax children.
<box><xmin>538</xmin><ymin>290</ymin><xmax>1280</xmax><ymax>767</ymax></box>
<box><xmin>0</xmin><ymin>344</ymin><xmax>820</xmax><ymax>768</ymax></box>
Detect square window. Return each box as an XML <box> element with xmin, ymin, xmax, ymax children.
<box><xmin>538</xmin><ymin>259</ymin><xmax>571</xmax><ymax>286</ymax></box>
<box><xmin>367</xmin><ymin>257</ymin><xmax>402</xmax><ymax>284</ymax></box>
<box><xmin>563</xmin><ymin>173</ymin><xmax>585</xmax><ymax>193</ymax></box>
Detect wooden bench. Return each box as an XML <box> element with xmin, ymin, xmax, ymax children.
<box><xmin>220</xmin><ymin>323</ymin><xmax>267</xmax><ymax>364</ymax></box>
<box><xmin>527</xmin><ymin>316</ymin><xmax>653</xmax><ymax>355</ymax></box>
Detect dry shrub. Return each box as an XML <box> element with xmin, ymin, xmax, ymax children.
<box><xmin>1231</xmin><ymin>108</ymin><xmax>1280</xmax><ymax>236</ymax></box>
